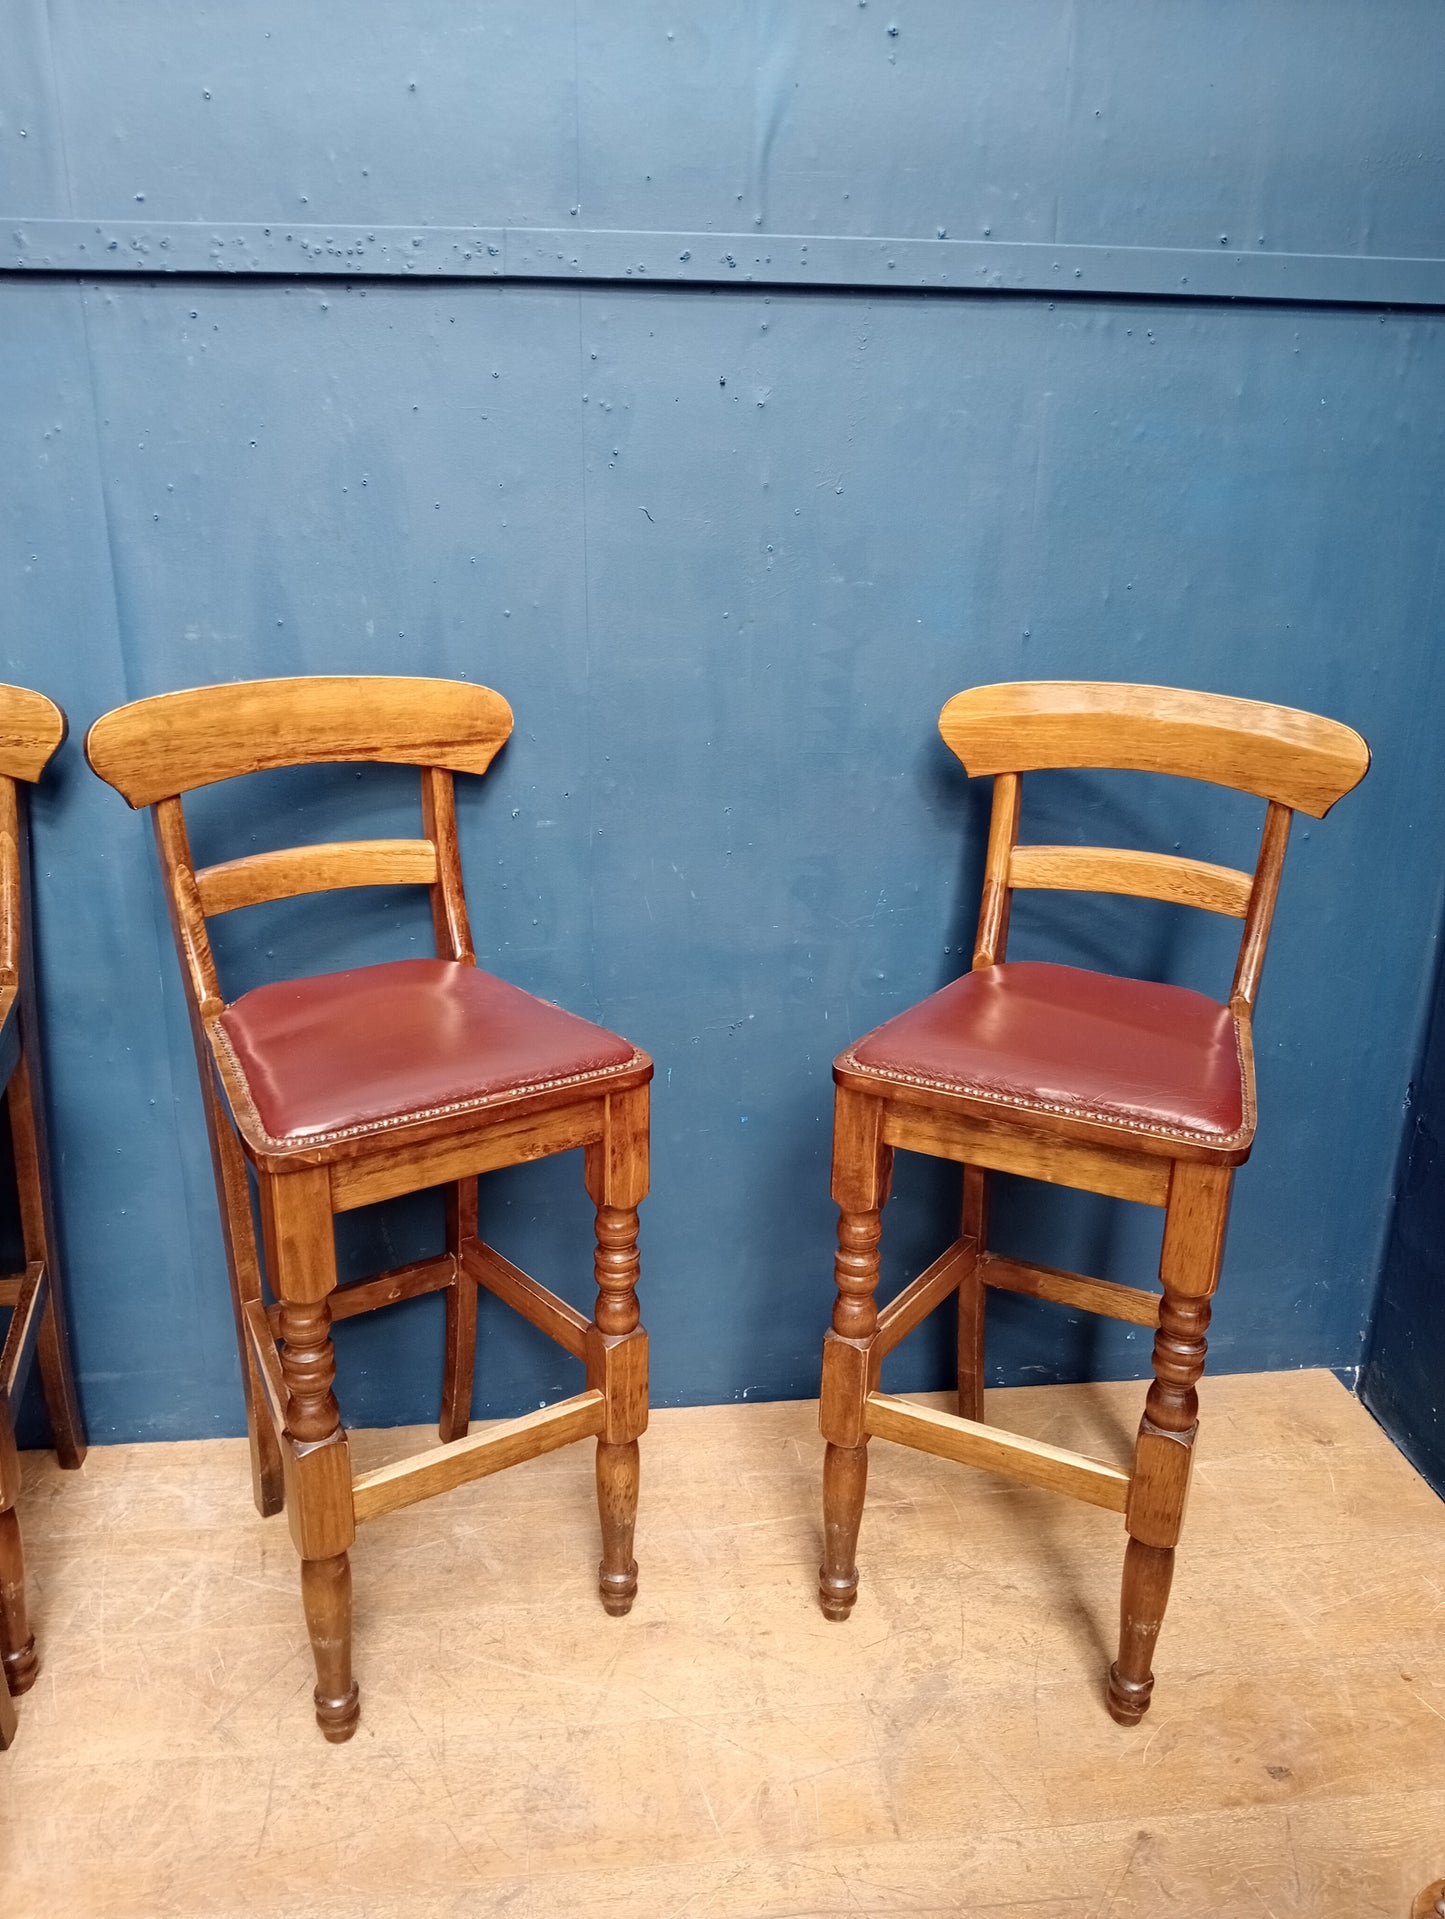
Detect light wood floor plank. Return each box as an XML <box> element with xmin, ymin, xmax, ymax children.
<box><xmin>2</xmin><ymin>1371</ymin><xmax>1442</xmax><ymax>1917</ymax></box>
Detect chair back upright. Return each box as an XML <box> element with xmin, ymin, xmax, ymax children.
<box><xmin>939</xmin><ymin>680</ymin><xmax>1370</xmax><ymax>1015</ymax></box>
<box><xmin>84</xmin><ymin>676</ymin><xmax>514</xmax><ymax>1022</ymax></box>
<box><xmin>0</xmin><ymin>687</ymin><xmax>67</xmax><ymax>997</ymax></box>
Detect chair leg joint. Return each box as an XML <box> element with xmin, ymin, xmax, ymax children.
<box><xmin>586</xmin><ymin>1324</ymin><xmax>648</xmax><ymax>1444</ymax></box>
<box><xmin>819</xmin><ymin>1331</ymin><xmax>872</xmax><ymax>1448</ymax></box>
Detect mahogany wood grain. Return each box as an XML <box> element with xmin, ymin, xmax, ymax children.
<box><xmin>587</xmin><ymin>1326</ymin><xmax>648</xmax><ymax>1448</ymax></box>
<box><xmin>420</xmin><ymin>767</ymin><xmax>475</xmax><ymax>964</ymax></box>
<box><xmin>195</xmin><ymin>839</ymin><xmax>438</xmax><ymax>916</ymax></box>
<box><xmin>1160</xmin><ymin>1161</ymin><xmax>1234</xmax><ymax>1299</ymax></box>
<box><xmin>819</xmin><ymin>1441</ymin><xmax>869</xmax><ymax>1621</ymax></box>
<box><xmin>1107</xmin><ymin>1158</ymin><xmax>1232</xmax><ymax>1725</ymax></box>
<box><xmin>819</xmin><ymin>679</ymin><xmax>1366</xmax><ymax>1729</ymax></box>
<box><xmin>0</xmin><ymin>687</ymin><xmax>66</xmax><ymax>787</ymax></box>
<box><xmin>264</xmin><ymin>1254</ymin><xmax>456</xmax><ymax>1333</ymax></box>
<box><xmin>0</xmin><ymin>837</ymin><xmax>18</xmax><ymax>996</ymax></box>
<box><xmin>1108</xmin><ymin>1538</ymin><xmax>1173</xmax><ymax>1726</ymax></box>
<box><xmin>149</xmin><ymin>772</ymin><xmax>257</xmax><ymax>1558</ymax></box>
<box><xmin>973</xmin><ymin>770</ymin><xmax>1022</xmax><ymax>967</ymax></box>
<box><xmin>0</xmin><ymin>1508</ymin><xmax>35</xmax><ymax>1705</ymax></box>
<box><xmin>818</xmin><ymin>1331</ymin><xmax>870</xmax><ymax>1452</ymax></box>
<box><xmin>0</xmin><ymin>701</ymin><xmax>88</xmax><ymax>1749</ymax></box>
<box><xmin>350</xmin><ymin>1392</ymin><xmax>605</xmax><ymax>1523</ymax></box>
<box><xmin>865</xmin><ymin>1393</ymin><xmax>1131</xmax><ymax>1512</ymax></box>
<box><xmin>982</xmin><ymin>1254</ymin><xmax>1163</xmax><ymax>1328</ymax></box>
<box><xmin>242</xmin><ymin>1300</ymin><xmax>288</xmax><ymax>1444</ymax></box>
<box><xmin>86</xmin><ymin>672</ymin><xmax>651</xmax><ymax>1740</ymax></box>
<box><xmin>0</xmin><ymin>1397</ymin><xmax>36</xmax><ymax>1704</ymax></box>
<box><xmin>153</xmin><ymin>800</ymin><xmax>223</xmax><ymax>1014</ymax></box>
<box><xmin>816</xmin><ymin>1087</ymin><xmax>893</xmax><ymax>1612</ymax></box>
<box><xmin>1125</xmin><ymin>1419</ymin><xmax>1196</xmax><ymax>1549</ymax></box>
<box><xmin>583</xmin><ymin>1084</ymin><xmax>649</xmax><ymax>1612</ymax></box>
<box><xmin>0</xmin><ymin>1265</ymin><xmax>43</xmax><ymax>1401</ymax></box>
<box><xmin>873</xmin><ymin>1237</ymin><xmax>976</xmax><ymax>1359</ymax></box>
<box><xmin>1231</xmin><ymin>800</ymin><xmax>1293</xmax><ymax>1013</ymax></box>
<box><xmin>879</xmin><ymin>1102</ymin><xmax>1173</xmax><ymax>1200</ymax></box>
<box><xmin>956</xmin><ymin>1165</ymin><xmax>988</xmax><ymax>1421</ymax></box>
<box><xmin>84</xmin><ymin>675</ymin><xmax>514</xmax><ymax>807</ymax></box>
<box><xmin>939</xmin><ymin>680</ymin><xmax>1370</xmax><ymax>817</ymax></box>
<box><xmin>439</xmin><ymin>1180</ymin><xmax>478</xmax><ymax>1443</ymax></box>
<box><xmin>595</xmin><ymin>1438</ymin><xmax>642</xmax><ymax>1616</ymax></box>
<box><xmin>2</xmin><ymin>780</ymin><xmax>85</xmax><ymax>1478</ymax></box>
<box><xmin>261</xmin><ymin>1167</ymin><xmax>341</xmax><ymax>1315</ymax></box>
<box><xmin>314</xmin><ymin>1098</ymin><xmax>612</xmax><ymax>1205</ymax></box>
<box><xmin>464</xmin><ymin>1240</ymin><xmax>591</xmax><ymax>1360</ymax></box>
<box><xmin>201</xmin><ymin>1024</ymin><xmax>284</xmax><ymax>1516</ymax></box>
<box><xmin>1007</xmin><ymin>844</ymin><xmax>1252</xmax><ymax>917</ymax></box>
<box><xmin>0</xmin><ymin>1646</ymin><xmax>14</xmax><ymax>1747</ymax></box>
<box><xmin>300</xmin><ymin>1552</ymin><xmax>359</xmax><ymax>1745</ymax></box>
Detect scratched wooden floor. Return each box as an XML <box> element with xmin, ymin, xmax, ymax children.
<box><xmin>2</xmin><ymin>1369</ymin><xmax>1442</xmax><ymax>1917</ymax></box>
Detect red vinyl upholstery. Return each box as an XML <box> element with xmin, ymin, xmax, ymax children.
<box><xmin>838</xmin><ymin>960</ymin><xmax>1249</xmax><ymax>1151</ymax></box>
<box><xmin>219</xmin><ymin>958</ymin><xmax>642</xmax><ymax>1146</ymax></box>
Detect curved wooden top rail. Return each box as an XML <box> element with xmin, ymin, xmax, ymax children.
<box><xmin>0</xmin><ymin>685</ymin><xmax>67</xmax><ymax>784</ymax></box>
<box><xmin>85</xmin><ymin>676</ymin><xmax>514</xmax><ymax>807</ymax></box>
<box><xmin>939</xmin><ymin>681</ymin><xmax>1370</xmax><ymax>819</ymax></box>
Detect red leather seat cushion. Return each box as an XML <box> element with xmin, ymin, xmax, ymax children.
<box><xmin>218</xmin><ymin>958</ymin><xmax>642</xmax><ymax>1146</ymax></box>
<box><xmin>840</xmin><ymin>961</ymin><xmax>1248</xmax><ymax>1149</ymax></box>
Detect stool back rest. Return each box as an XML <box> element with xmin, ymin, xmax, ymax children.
<box><xmin>939</xmin><ymin>681</ymin><xmax>1370</xmax><ymax>1014</ymax></box>
<box><xmin>0</xmin><ymin>686</ymin><xmax>67</xmax><ymax>991</ymax></box>
<box><xmin>85</xmin><ymin>676</ymin><xmax>513</xmax><ymax>1017</ymax></box>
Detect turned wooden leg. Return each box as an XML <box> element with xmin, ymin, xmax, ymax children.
<box><xmin>596</xmin><ymin>1439</ymin><xmax>640</xmax><ymax>1616</ymax></box>
<box><xmin>8</xmin><ymin>1051</ymin><xmax>86</xmax><ymax>1471</ymax></box>
<box><xmin>1107</xmin><ymin>1162</ymin><xmax>1230</xmax><ymax>1726</ymax></box>
<box><xmin>0</xmin><ymin>1510</ymin><xmax>36</xmax><ymax>1698</ymax></box>
<box><xmin>0</xmin><ymin>1397</ymin><xmax>35</xmax><ymax>1700</ymax></box>
<box><xmin>817</xmin><ymin>1088</ymin><xmax>892</xmax><ymax>1619</ymax></box>
<box><xmin>263</xmin><ymin>1168</ymin><xmax>359</xmax><ymax>1743</ymax></box>
<box><xmin>819</xmin><ymin>1442</ymin><xmax>869</xmax><ymax>1620</ymax></box>
<box><xmin>584</xmin><ymin>1087</ymin><xmax>649</xmax><ymax>1617</ymax></box>
<box><xmin>439</xmin><ymin>1178</ymin><xmax>478</xmax><ymax>1444</ymax></box>
<box><xmin>957</xmin><ymin>1165</ymin><xmax>988</xmax><ymax>1423</ymax></box>
<box><xmin>589</xmin><ymin>1202</ymin><xmax>644</xmax><ymax>1616</ymax></box>
<box><xmin>301</xmin><ymin>1551</ymin><xmax>358</xmax><ymax>1744</ymax></box>
<box><xmin>1110</xmin><ymin>1537</ymin><xmax>1174</xmax><ymax>1724</ymax></box>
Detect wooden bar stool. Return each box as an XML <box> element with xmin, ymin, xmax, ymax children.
<box><xmin>0</xmin><ymin>686</ymin><xmax>88</xmax><ymax>1751</ymax></box>
<box><xmin>86</xmin><ymin>677</ymin><xmax>650</xmax><ymax>1743</ymax></box>
<box><xmin>817</xmin><ymin>681</ymin><xmax>1368</xmax><ymax>1723</ymax></box>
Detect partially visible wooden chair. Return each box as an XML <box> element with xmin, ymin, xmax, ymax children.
<box><xmin>817</xmin><ymin>681</ymin><xmax>1368</xmax><ymax>1723</ymax></box>
<box><xmin>0</xmin><ymin>686</ymin><xmax>87</xmax><ymax>1751</ymax></box>
<box><xmin>86</xmin><ymin>677</ymin><xmax>650</xmax><ymax>1743</ymax></box>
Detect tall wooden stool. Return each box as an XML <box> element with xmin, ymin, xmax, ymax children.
<box><xmin>0</xmin><ymin>686</ymin><xmax>88</xmax><ymax>1751</ymax></box>
<box><xmin>86</xmin><ymin>677</ymin><xmax>650</xmax><ymax>1743</ymax></box>
<box><xmin>817</xmin><ymin>681</ymin><xmax>1368</xmax><ymax>1723</ymax></box>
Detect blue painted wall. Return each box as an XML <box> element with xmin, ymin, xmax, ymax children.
<box><xmin>4</xmin><ymin>4</ymin><xmax>1445</xmax><ymax>1443</ymax></box>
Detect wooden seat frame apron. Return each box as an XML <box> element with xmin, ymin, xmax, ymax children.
<box><xmin>85</xmin><ymin>678</ymin><xmax>650</xmax><ymax>1743</ymax></box>
<box><xmin>0</xmin><ymin>687</ymin><xmax>88</xmax><ymax>1751</ymax></box>
<box><xmin>817</xmin><ymin>681</ymin><xmax>1368</xmax><ymax>1725</ymax></box>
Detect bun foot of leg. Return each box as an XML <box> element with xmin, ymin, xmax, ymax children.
<box><xmin>1106</xmin><ymin>1662</ymin><xmax>1154</xmax><ymax>1725</ymax></box>
<box><xmin>818</xmin><ymin>1568</ymin><xmax>858</xmax><ymax>1621</ymax></box>
<box><xmin>2</xmin><ymin>1635</ymin><xmax>37</xmax><ymax>1696</ymax></box>
<box><xmin>315</xmin><ymin>1681</ymin><xmax>360</xmax><ymax>1743</ymax></box>
<box><xmin>598</xmin><ymin>1560</ymin><xmax>638</xmax><ymax>1617</ymax></box>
